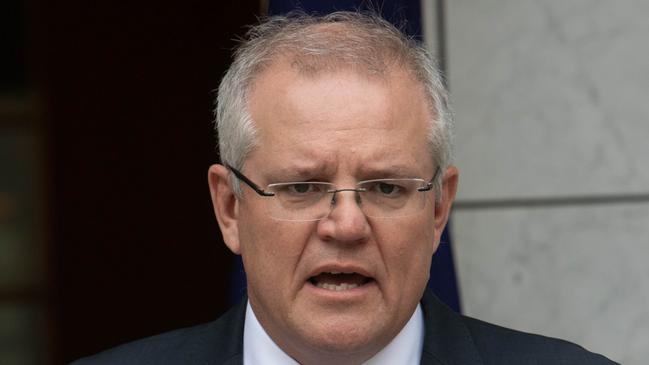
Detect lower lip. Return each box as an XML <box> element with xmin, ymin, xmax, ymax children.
<box><xmin>304</xmin><ymin>279</ymin><xmax>377</xmax><ymax>301</ymax></box>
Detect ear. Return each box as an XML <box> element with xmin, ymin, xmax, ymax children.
<box><xmin>208</xmin><ymin>164</ymin><xmax>241</xmax><ymax>255</ymax></box>
<box><xmin>433</xmin><ymin>165</ymin><xmax>459</xmax><ymax>246</ymax></box>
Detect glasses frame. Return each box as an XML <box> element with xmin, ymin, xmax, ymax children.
<box><xmin>227</xmin><ymin>164</ymin><xmax>440</xmax><ymax>197</ymax></box>
<box><xmin>226</xmin><ymin>164</ymin><xmax>441</xmax><ymax>221</ymax></box>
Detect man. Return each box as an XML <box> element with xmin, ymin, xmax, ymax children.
<box><xmin>74</xmin><ymin>11</ymin><xmax>616</xmax><ymax>365</ymax></box>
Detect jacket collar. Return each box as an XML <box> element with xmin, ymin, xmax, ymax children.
<box><xmin>420</xmin><ymin>289</ymin><xmax>484</xmax><ymax>365</ymax></box>
<box><xmin>226</xmin><ymin>289</ymin><xmax>483</xmax><ymax>365</ymax></box>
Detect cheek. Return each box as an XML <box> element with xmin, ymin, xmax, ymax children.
<box><xmin>374</xmin><ymin>216</ymin><xmax>436</xmax><ymax>278</ymax></box>
<box><xmin>237</xmin><ymin>206</ymin><xmax>313</xmax><ymax>281</ymax></box>
<box><xmin>237</xmin><ymin>211</ymin><xmax>316</xmax><ymax>315</ymax></box>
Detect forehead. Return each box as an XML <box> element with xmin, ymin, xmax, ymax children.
<box><xmin>246</xmin><ymin>60</ymin><xmax>433</xmax><ymax>174</ymax></box>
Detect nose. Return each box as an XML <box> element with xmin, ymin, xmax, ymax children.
<box><xmin>316</xmin><ymin>190</ymin><xmax>371</xmax><ymax>244</ymax></box>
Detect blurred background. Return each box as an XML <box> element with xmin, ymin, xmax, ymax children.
<box><xmin>1</xmin><ymin>0</ymin><xmax>647</xmax><ymax>364</ymax></box>
<box><xmin>1</xmin><ymin>1</ymin><xmax>259</xmax><ymax>363</ymax></box>
<box><xmin>446</xmin><ymin>2</ymin><xmax>649</xmax><ymax>365</ymax></box>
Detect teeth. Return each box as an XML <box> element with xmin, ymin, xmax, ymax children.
<box><xmin>316</xmin><ymin>282</ymin><xmax>359</xmax><ymax>291</ymax></box>
<box><xmin>329</xmin><ymin>271</ymin><xmax>341</xmax><ymax>274</ymax></box>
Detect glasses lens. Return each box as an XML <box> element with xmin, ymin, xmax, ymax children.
<box><xmin>263</xmin><ymin>179</ymin><xmax>430</xmax><ymax>221</ymax></box>
<box><xmin>358</xmin><ymin>179</ymin><xmax>428</xmax><ymax>218</ymax></box>
<box><xmin>265</xmin><ymin>182</ymin><xmax>334</xmax><ymax>221</ymax></box>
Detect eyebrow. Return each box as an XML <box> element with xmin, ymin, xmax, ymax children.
<box><xmin>268</xmin><ymin>163</ymin><xmax>335</xmax><ymax>181</ymax></box>
<box><xmin>358</xmin><ymin>164</ymin><xmax>419</xmax><ymax>179</ymax></box>
<box><xmin>268</xmin><ymin>161</ymin><xmax>425</xmax><ymax>181</ymax></box>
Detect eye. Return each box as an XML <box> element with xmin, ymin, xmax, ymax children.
<box><xmin>290</xmin><ymin>183</ymin><xmax>313</xmax><ymax>194</ymax></box>
<box><xmin>283</xmin><ymin>183</ymin><xmax>327</xmax><ymax>195</ymax></box>
<box><xmin>365</xmin><ymin>181</ymin><xmax>404</xmax><ymax>196</ymax></box>
<box><xmin>378</xmin><ymin>182</ymin><xmax>398</xmax><ymax>195</ymax></box>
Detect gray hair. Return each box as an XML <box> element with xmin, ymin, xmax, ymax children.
<box><xmin>215</xmin><ymin>11</ymin><xmax>453</xmax><ymax>196</ymax></box>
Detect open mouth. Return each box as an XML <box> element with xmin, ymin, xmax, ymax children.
<box><xmin>308</xmin><ymin>271</ymin><xmax>373</xmax><ymax>291</ymax></box>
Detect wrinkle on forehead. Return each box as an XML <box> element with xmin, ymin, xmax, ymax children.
<box><xmin>245</xmin><ymin>60</ymin><xmax>432</xmax><ymax>178</ymax></box>
<box><xmin>249</xmin><ymin>66</ymin><xmax>425</xmax><ymax>131</ymax></box>
<box><xmin>249</xmin><ymin>139</ymin><xmax>429</xmax><ymax>181</ymax></box>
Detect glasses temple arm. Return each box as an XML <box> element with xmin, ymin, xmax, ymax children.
<box><xmin>417</xmin><ymin>166</ymin><xmax>442</xmax><ymax>192</ymax></box>
<box><xmin>226</xmin><ymin>164</ymin><xmax>275</xmax><ymax>197</ymax></box>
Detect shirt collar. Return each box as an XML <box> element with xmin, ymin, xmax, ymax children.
<box><xmin>364</xmin><ymin>304</ymin><xmax>424</xmax><ymax>365</ymax></box>
<box><xmin>243</xmin><ymin>301</ymin><xmax>424</xmax><ymax>365</ymax></box>
<box><xmin>244</xmin><ymin>301</ymin><xmax>299</xmax><ymax>365</ymax></box>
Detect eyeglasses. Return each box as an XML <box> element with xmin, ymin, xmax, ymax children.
<box><xmin>227</xmin><ymin>165</ymin><xmax>440</xmax><ymax>221</ymax></box>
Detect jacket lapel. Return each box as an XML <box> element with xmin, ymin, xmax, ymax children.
<box><xmin>201</xmin><ymin>295</ymin><xmax>246</xmax><ymax>365</ymax></box>
<box><xmin>420</xmin><ymin>289</ymin><xmax>484</xmax><ymax>365</ymax></box>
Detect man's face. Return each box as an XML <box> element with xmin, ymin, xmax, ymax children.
<box><xmin>210</xmin><ymin>61</ymin><xmax>457</xmax><ymax>363</ymax></box>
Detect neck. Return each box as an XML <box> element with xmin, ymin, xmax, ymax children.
<box><xmin>281</xmin><ymin>339</ymin><xmax>380</xmax><ymax>365</ymax></box>
<box><xmin>244</xmin><ymin>300</ymin><xmax>423</xmax><ymax>365</ymax></box>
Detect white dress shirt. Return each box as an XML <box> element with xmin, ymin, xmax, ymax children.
<box><xmin>243</xmin><ymin>301</ymin><xmax>424</xmax><ymax>365</ymax></box>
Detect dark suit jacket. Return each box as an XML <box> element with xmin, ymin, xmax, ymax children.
<box><xmin>72</xmin><ymin>290</ymin><xmax>618</xmax><ymax>364</ymax></box>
